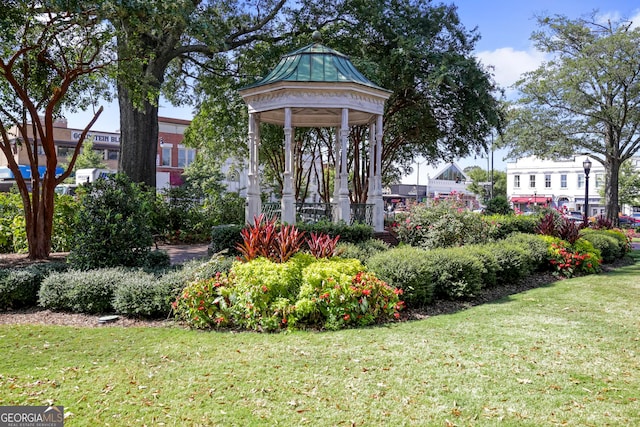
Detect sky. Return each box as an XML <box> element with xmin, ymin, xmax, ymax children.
<box><xmin>64</xmin><ymin>0</ymin><xmax>640</xmax><ymax>185</ymax></box>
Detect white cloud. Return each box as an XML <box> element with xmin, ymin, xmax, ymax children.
<box><xmin>476</xmin><ymin>47</ymin><xmax>548</xmax><ymax>97</ymax></box>
<box><xmin>629</xmin><ymin>10</ymin><xmax>640</xmax><ymax>29</ymax></box>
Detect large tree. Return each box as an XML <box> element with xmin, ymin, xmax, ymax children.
<box><xmin>464</xmin><ymin>166</ymin><xmax>507</xmax><ymax>202</ymax></box>
<box><xmin>109</xmin><ymin>0</ymin><xmax>290</xmax><ymax>187</ymax></box>
<box><xmin>0</xmin><ymin>0</ymin><xmax>113</xmax><ymax>259</ymax></box>
<box><xmin>186</xmin><ymin>0</ymin><xmax>503</xmax><ymax>202</ymax></box>
<box><xmin>505</xmin><ymin>14</ymin><xmax>640</xmax><ymax>223</ymax></box>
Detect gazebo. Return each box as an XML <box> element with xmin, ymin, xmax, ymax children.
<box><xmin>239</xmin><ymin>32</ymin><xmax>391</xmax><ymax>231</ymax></box>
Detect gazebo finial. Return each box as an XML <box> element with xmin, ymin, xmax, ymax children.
<box><xmin>312</xmin><ymin>30</ymin><xmax>322</xmax><ymax>42</ymax></box>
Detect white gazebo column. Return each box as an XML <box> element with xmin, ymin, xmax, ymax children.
<box><xmin>245</xmin><ymin>113</ymin><xmax>262</xmax><ymax>223</ymax></box>
<box><xmin>368</xmin><ymin>122</ymin><xmax>375</xmax><ymax>199</ymax></box>
<box><xmin>372</xmin><ymin>114</ymin><xmax>384</xmax><ymax>232</ymax></box>
<box><xmin>332</xmin><ymin>127</ymin><xmax>340</xmax><ymax>220</ymax></box>
<box><xmin>281</xmin><ymin>107</ymin><xmax>296</xmax><ymax>224</ymax></box>
<box><xmin>336</xmin><ymin>108</ymin><xmax>351</xmax><ymax>224</ymax></box>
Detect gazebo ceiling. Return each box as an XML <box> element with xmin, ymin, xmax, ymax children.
<box><xmin>239</xmin><ymin>35</ymin><xmax>391</xmax><ymax>127</ymax></box>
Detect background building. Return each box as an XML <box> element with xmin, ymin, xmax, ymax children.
<box><xmin>387</xmin><ymin>162</ymin><xmax>478</xmax><ymax>210</ymax></box>
<box><xmin>1</xmin><ymin>117</ymin><xmax>196</xmax><ymax>191</ymax></box>
<box><xmin>506</xmin><ymin>155</ymin><xmax>608</xmax><ymax>215</ymax></box>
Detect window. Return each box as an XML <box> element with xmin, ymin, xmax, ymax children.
<box><xmin>514</xmin><ymin>175</ymin><xmax>520</xmax><ymax>188</ymax></box>
<box><xmin>578</xmin><ymin>173</ymin><xmax>584</xmax><ymax>188</ymax></box>
<box><xmin>177</xmin><ymin>147</ymin><xmax>196</xmax><ymax>168</ymax></box>
<box><xmin>545</xmin><ymin>174</ymin><xmax>551</xmax><ymax>188</ymax></box>
<box><xmin>560</xmin><ymin>174</ymin><xmax>567</xmax><ymax>188</ymax></box>
<box><xmin>57</xmin><ymin>146</ymin><xmax>74</xmax><ymax>158</ymax></box>
<box><xmin>107</xmin><ymin>150</ymin><xmax>119</xmax><ymax>161</ymax></box>
<box><xmin>161</xmin><ymin>147</ymin><xmax>171</xmax><ymax>166</ymax></box>
<box><xmin>595</xmin><ymin>173</ymin><xmax>604</xmax><ymax>188</ymax></box>
<box><xmin>529</xmin><ymin>175</ymin><xmax>536</xmax><ymax>188</ymax></box>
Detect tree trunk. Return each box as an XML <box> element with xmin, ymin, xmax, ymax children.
<box><xmin>604</xmin><ymin>156</ymin><xmax>621</xmax><ymax>224</ymax></box>
<box><xmin>24</xmin><ymin>170</ymin><xmax>56</xmax><ymax>260</ymax></box>
<box><xmin>117</xmin><ymin>81</ymin><xmax>159</xmax><ymax>188</ymax></box>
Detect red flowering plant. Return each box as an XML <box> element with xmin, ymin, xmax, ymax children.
<box><xmin>172</xmin><ymin>272</ymin><xmax>236</xmax><ymax>329</ymax></box>
<box><xmin>295</xmin><ymin>259</ymin><xmax>404</xmax><ymax>330</ymax></box>
<box><xmin>547</xmin><ymin>239</ymin><xmax>601</xmax><ymax>278</ymax></box>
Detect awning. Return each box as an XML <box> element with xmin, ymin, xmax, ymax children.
<box><xmin>510</xmin><ymin>196</ymin><xmax>551</xmax><ymax>204</ymax></box>
<box><xmin>0</xmin><ymin>165</ymin><xmax>63</xmax><ymax>180</ymax></box>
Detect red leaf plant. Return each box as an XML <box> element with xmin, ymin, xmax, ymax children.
<box><xmin>236</xmin><ymin>214</ymin><xmax>278</xmax><ymax>262</ymax></box>
<box><xmin>306</xmin><ymin>232</ymin><xmax>340</xmax><ymax>259</ymax></box>
<box><xmin>273</xmin><ymin>224</ymin><xmax>306</xmax><ymax>263</ymax></box>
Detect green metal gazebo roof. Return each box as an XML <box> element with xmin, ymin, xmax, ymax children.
<box><xmin>244</xmin><ymin>42</ymin><xmax>385</xmax><ymax>90</ymax></box>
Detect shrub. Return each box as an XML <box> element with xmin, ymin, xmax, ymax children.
<box><xmin>0</xmin><ymin>192</ymin><xmax>22</xmax><ymax>253</ymax></box>
<box><xmin>172</xmin><ymin>256</ymin><xmax>404</xmax><ymax>331</ymax></box>
<box><xmin>67</xmin><ymin>174</ymin><xmax>154</xmax><ymax>270</ymax></box>
<box><xmin>485</xmin><ymin>242</ymin><xmax>533</xmax><ymax>285</ymax></box>
<box><xmin>144</xmin><ymin>249</ymin><xmax>171</xmax><ymax>269</ymax></box>
<box><xmin>594</xmin><ymin>228</ymin><xmax>631</xmax><ymax>255</ymax></box>
<box><xmin>39</xmin><ymin>268</ymin><xmax>131</xmax><ymax>314</ymax></box>
<box><xmin>112</xmin><ymin>272</ymin><xmax>177</xmax><ymax>318</ymax></box>
<box><xmin>172</xmin><ymin>272</ymin><xmax>236</xmax><ymax>329</ymax></box>
<box><xmin>423</xmin><ymin>247</ymin><xmax>484</xmax><ymax>299</ymax></box>
<box><xmin>394</xmin><ymin>200</ymin><xmax>490</xmax><ymax>249</ymax></box>
<box><xmin>335</xmin><ymin>238</ymin><xmax>389</xmax><ymax>264</ymax></box>
<box><xmin>579</xmin><ymin>230</ymin><xmax>621</xmax><ymax>263</ymax></box>
<box><xmin>503</xmin><ymin>233</ymin><xmax>551</xmax><ymax>271</ymax></box>
<box><xmin>485</xmin><ymin>214</ymin><xmax>539</xmax><ymax>240</ymax></box>
<box><xmin>366</xmin><ymin>246</ymin><xmax>434</xmax><ymax>306</ymax></box>
<box><xmin>210</xmin><ymin>224</ymin><xmax>243</xmax><ymax>256</ymax></box>
<box><xmin>0</xmin><ymin>263</ymin><xmax>68</xmax><ymax>310</ymax></box>
<box><xmin>547</xmin><ymin>239</ymin><xmax>601</xmax><ymax>277</ymax></box>
<box><xmin>230</xmin><ymin>253</ymin><xmax>314</xmax><ymax>330</ymax></box>
<box><xmin>180</xmin><ymin>255</ymin><xmax>236</xmax><ymax>280</ymax></box>
<box><xmin>292</xmin><ymin>258</ymin><xmax>365</xmax><ymax>329</ymax></box>
<box><xmin>484</xmin><ymin>196</ymin><xmax>512</xmax><ymax>215</ymax></box>
<box><xmin>296</xmin><ymin>221</ymin><xmax>373</xmax><ymax>244</ymax></box>
<box><xmin>295</xmin><ymin>270</ymin><xmax>403</xmax><ymax>331</ymax></box>
<box><xmin>463</xmin><ymin>245</ymin><xmax>500</xmax><ymax>288</ymax></box>
<box><xmin>2</xmin><ymin>193</ymin><xmax>78</xmax><ymax>254</ymax></box>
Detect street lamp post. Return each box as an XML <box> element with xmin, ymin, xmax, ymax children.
<box><xmin>583</xmin><ymin>157</ymin><xmax>592</xmax><ymax>223</ymax></box>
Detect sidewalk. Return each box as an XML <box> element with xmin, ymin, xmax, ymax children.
<box><xmin>158</xmin><ymin>243</ymin><xmax>211</xmax><ymax>265</ymax></box>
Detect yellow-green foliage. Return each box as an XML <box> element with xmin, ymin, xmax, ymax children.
<box><xmin>299</xmin><ymin>258</ymin><xmax>363</xmax><ymax>292</ymax></box>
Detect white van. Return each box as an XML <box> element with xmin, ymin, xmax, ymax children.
<box><xmin>75</xmin><ymin>168</ymin><xmax>115</xmax><ymax>186</ymax></box>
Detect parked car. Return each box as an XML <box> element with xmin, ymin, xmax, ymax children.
<box><xmin>563</xmin><ymin>211</ymin><xmax>584</xmax><ymax>222</ymax></box>
<box><xmin>618</xmin><ymin>215</ymin><xmax>640</xmax><ymax>227</ymax></box>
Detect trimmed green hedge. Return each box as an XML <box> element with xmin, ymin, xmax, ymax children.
<box><xmin>423</xmin><ymin>247</ymin><xmax>484</xmax><ymax>300</ymax></box>
<box><xmin>296</xmin><ymin>221</ymin><xmax>373</xmax><ymax>244</ymax></box>
<box><xmin>210</xmin><ymin>224</ymin><xmax>243</xmax><ymax>256</ymax></box>
<box><xmin>366</xmin><ymin>246</ymin><xmax>434</xmax><ymax>307</ymax></box>
<box><xmin>0</xmin><ymin>262</ymin><xmax>68</xmax><ymax>310</ymax></box>
<box><xmin>335</xmin><ymin>239</ymin><xmax>389</xmax><ymax>264</ymax></box>
<box><xmin>485</xmin><ymin>214</ymin><xmax>539</xmax><ymax>240</ymax></box>
<box><xmin>579</xmin><ymin>230</ymin><xmax>621</xmax><ymax>263</ymax></box>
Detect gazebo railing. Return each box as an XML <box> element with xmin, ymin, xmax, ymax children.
<box><xmin>260</xmin><ymin>202</ymin><xmax>373</xmax><ymax>227</ymax></box>
<box><xmin>350</xmin><ymin>203</ymin><xmax>374</xmax><ymax>226</ymax></box>
<box><xmin>262</xmin><ymin>202</ymin><xmax>281</xmax><ymax>222</ymax></box>
<box><xmin>296</xmin><ymin>202</ymin><xmax>333</xmax><ymax>224</ymax></box>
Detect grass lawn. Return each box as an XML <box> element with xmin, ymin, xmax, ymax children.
<box><xmin>1</xmin><ymin>255</ymin><xmax>639</xmax><ymax>426</ymax></box>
